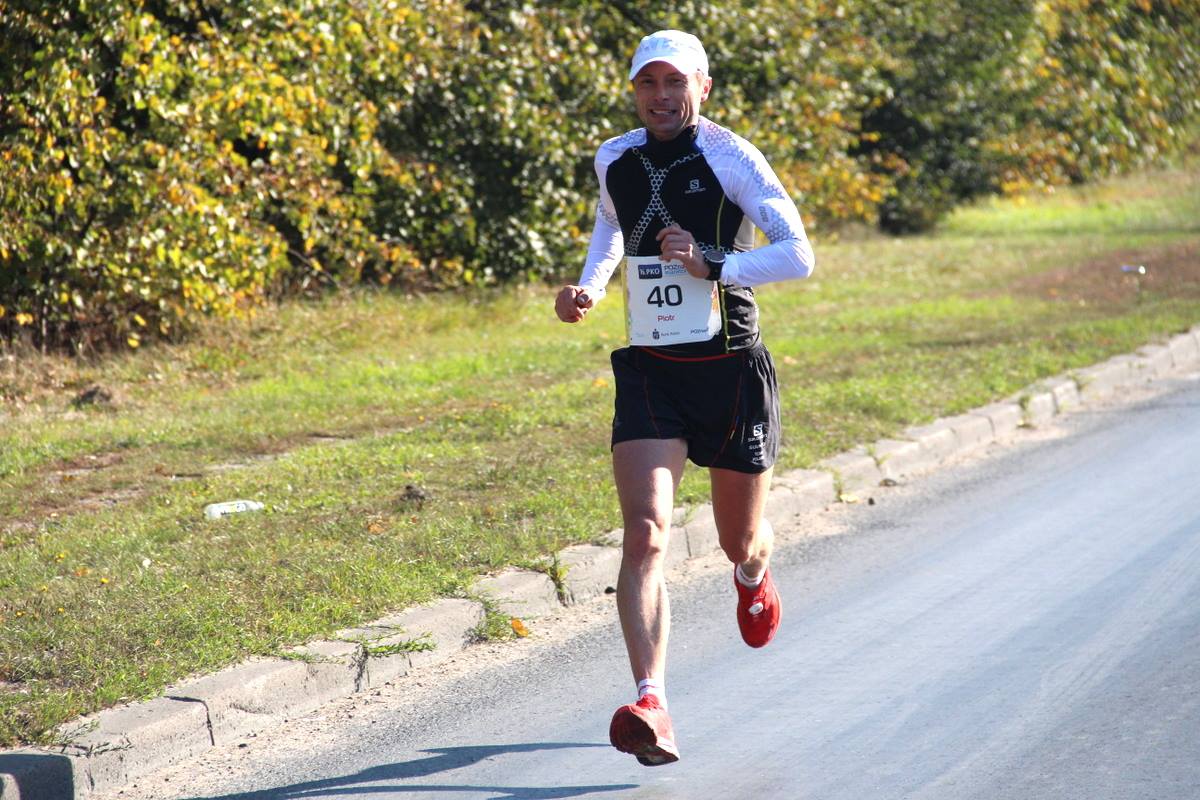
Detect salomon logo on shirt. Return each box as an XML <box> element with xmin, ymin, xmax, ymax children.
<box><xmin>685</xmin><ymin>178</ymin><xmax>705</xmax><ymax>194</ymax></box>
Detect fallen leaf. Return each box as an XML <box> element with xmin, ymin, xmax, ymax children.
<box><xmin>838</xmin><ymin>492</ymin><xmax>860</xmax><ymax>504</ymax></box>
<box><xmin>510</xmin><ymin>617</ymin><xmax>530</xmax><ymax>638</ymax></box>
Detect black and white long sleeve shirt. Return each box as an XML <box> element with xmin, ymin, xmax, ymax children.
<box><xmin>578</xmin><ymin>116</ymin><xmax>815</xmax><ymax>357</ymax></box>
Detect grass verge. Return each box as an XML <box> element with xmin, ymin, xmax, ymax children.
<box><xmin>2</xmin><ymin>164</ymin><xmax>1199</xmax><ymax>746</ymax></box>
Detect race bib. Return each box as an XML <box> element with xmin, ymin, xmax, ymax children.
<box><xmin>624</xmin><ymin>256</ymin><xmax>721</xmax><ymax>346</ymax></box>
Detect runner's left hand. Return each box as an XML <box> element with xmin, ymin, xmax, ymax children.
<box><xmin>656</xmin><ymin>225</ymin><xmax>707</xmax><ymax>279</ymax></box>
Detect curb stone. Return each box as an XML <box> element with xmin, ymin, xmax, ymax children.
<box><xmin>59</xmin><ymin>697</ymin><xmax>209</xmax><ymax>797</ymax></box>
<box><xmin>1042</xmin><ymin>377</ymin><xmax>1080</xmax><ymax>413</ymax></box>
<box><xmin>681</xmin><ymin>503</ymin><xmax>719</xmax><ymax>558</ymax></box>
<box><xmin>1168</xmin><ymin>330</ymin><xmax>1200</xmax><ymax>368</ymax></box>
<box><xmin>902</xmin><ymin>421</ymin><xmax>959</xmax><ymax>462</ymax></box>
<box><xmin>1075</xmin><ymin>356</ymin><xmax>1137</xmax><ymax>402</ymax></box>
<box><xmin>1015</xmin><ymin>388</ymin><xmax>1056</xmax><ymax>427</ymax></box>
<box><xmin>557</xmin><ymin>544</ymin><xmax>622</xmax><ymax>604</ymax></box>
<box><xmin>767</xmin><ymin>469</ymin><xmax>836</xmax><ymax>522</ymax></box>
<box><xmin>970</xmin><ymin>402</ymin><xmax>1024</xmax><ymax>440</ymax></box>
<box><xmin>169</xmin><ymin>657</ymin><xmax>365</xmax><ymax>749</ymax></box>
<box><xmin>817</xmin><ymin>447</ymin><xmax>883</xmax><ymax>495</ymax></box>
<box><xmin>942</xmin><ymin>412</ymin><xmax>995</xmax><ymax>453</ymax></box>
<box><xmin>872</xmin><ymin>439</ymin><xmax>934</xmax><ymax>481</ymax></box>
<box><xmin>1136</xmin><ymin>344</ymin><xmax>1174</xmax><ymax>378</ymax></box>
<box><xmin>470</xmin><ymin>569</ymin><xmax>560</xmax><ymax>620</ymax></box>
<box><xmin>5</xmin><ymin>327</ymin><xmax>1200</xmax><ymax>800</ymax></box>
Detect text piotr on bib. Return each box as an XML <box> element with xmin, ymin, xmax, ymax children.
<box><xmin>624</xmin><ymin>256</ymin><xmax>721</xmax><ymax>346</ymax></box>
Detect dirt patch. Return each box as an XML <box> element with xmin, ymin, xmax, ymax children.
<box><xmin>1012</xmin><ymin>241</ymin><xmax>1200</xmax><ymax>306</ymax></box>
<box><xmin>59</xmin><ymin>451</ymin><xmax>128</xmax><ymax>474</ymax></box>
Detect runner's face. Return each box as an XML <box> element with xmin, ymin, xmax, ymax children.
<box><xmin>633</xmin><ymin>61</ymin><xmax>711</xmax><ymax>141</ymax></box>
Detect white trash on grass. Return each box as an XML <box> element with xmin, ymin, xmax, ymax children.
<box><xmin>203</xmin><ymin>500</ymin><xmax>265</xmax><ymax>520</ymax></box>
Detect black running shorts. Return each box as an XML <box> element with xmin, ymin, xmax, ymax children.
<box><xmin>609</xmin><ymin>343</ymin><xmax>781</xmax><ymax>473</ymax></box>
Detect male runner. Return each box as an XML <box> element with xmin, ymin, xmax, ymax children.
<box><xmin>554</xmin><ymin>29</ymin><xmax>815</xmax><ymax>766</ymax></box>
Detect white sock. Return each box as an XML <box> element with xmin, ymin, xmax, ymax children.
<box><xmin>736</xmin><ymin>563</ymin><xmax>764</xmax><ymax>588</ymax></box>
<box><xmin>637</xmin><ymin>678</ymin><xmax>666</xmax><ymax>706</ymax></box>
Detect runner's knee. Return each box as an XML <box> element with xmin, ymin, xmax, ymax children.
<box><xmin>720</xmin><ymin>537</ymin><xmax>755</xmax><ymax>565</ymax></box>
<box><xmin>622</xmin><ymin>517</ymin><xmax>671</xmax><ymax>567</ymax></box>
<box><xmin>718</xmin><ymin>521</ymin><xmax>770</xmax><ymax>564</ymax></box>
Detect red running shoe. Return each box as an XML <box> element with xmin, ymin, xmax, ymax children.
<box><xmin>735</xmin><ymin>566</ymin><xmax>781</xmax><ymax>648</ymax></box>
<box><xmin>609</xmin><ymin>694</ymin><xmax>680</xmax><ymax>766</ymax></box>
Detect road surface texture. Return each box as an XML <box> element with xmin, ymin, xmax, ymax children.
<box><xmin>104</xmin><ymin>373</ymin><xmax>1200</xmax><ymax>800</ymax></box>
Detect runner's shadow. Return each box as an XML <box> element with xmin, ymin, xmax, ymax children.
<box><xmin>182</xmin><ymin>742</ymin><xmax>633</xmax><ymax>800</ymax></box>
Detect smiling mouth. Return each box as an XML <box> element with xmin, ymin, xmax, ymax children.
<box><xmin>649</xmin><ymin>109</ymin><xmax>678</xmax><ymax>120</ymax></box>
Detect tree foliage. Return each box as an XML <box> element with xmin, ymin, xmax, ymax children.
<box><xmin>2</xmin><ymin>0</ymin><xmax>1197</xmax><ymax>350</ymax></box>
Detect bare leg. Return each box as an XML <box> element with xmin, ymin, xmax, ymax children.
<box><xmin>710</xmin><ymin>466</ymin><xmax>774</xmax><ymax>578</ymax></box>
<box><xmin>612</xmin><ymin>438</ymin><xmax>688</xmax><ymax>687</ymax></box>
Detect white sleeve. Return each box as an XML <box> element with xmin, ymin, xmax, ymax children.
<box><xmin>703</xmin><ymin>125</ymin><xmax>815</xmax><ymax>288</ymax></box>
<box><xmin>576</xmin><ymin>135</ymin><xmax>639</xmax><ymax>303</ymax></box>
<box><xmin>577</xmin><ymin>202</ymin><xmax>622</xmax><ymax>303</ymax></box>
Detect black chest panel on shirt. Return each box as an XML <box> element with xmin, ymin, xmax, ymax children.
<box><xmin>605</xmin><ymin>127</ymin><xmax>759</xmax><ymax>355</ymax></box>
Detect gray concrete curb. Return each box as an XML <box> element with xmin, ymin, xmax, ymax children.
<box><xmin>4</xmin><ymin>324</ymin><xmax>1199</xmax><ymax>800</ymax></box>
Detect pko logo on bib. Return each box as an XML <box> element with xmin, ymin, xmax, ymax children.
<box><xmin>638</xmin><ymin>263</ymin><xmax>663</xmax><ymax>280</ymax></box>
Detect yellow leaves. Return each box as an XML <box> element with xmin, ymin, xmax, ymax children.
<box><xmin>592</xmin><ymin>377</ymin><xmax>608</xmax><ymax>389</ymax></box>
<box><xmin>127</xmin><ymin>334</ymin><xmax>141</xmax><ymax>349</ymax></box>
<box><xmin>15</xmin><ymin>312</ymin><xmax>34</xmax><ymax>327</ymax></box>
<box><xmin>510</xmin><ymin>618</ymin><xmax>530</xmax><ymax>638</ymax></box>
<box><xmin>94</xmin><ymin>96</ymin><xmax>107</xmax><ymax>113</ymax></box>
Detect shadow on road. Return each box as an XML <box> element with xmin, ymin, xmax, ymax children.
<box><xmin>0</xmin><ymin>751</ymin><xmax>78</xmax><ymax>800</ymax></box>
<box><xmin>179</xmin><ymin>741</ymin><xmax>634</xmax><ymax>800</ymax></box>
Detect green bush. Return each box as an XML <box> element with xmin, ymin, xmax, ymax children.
<box><xmin>1</xmin><ymin>0</ymin><xmax>1197</xmax><ymax>351</ymax></box>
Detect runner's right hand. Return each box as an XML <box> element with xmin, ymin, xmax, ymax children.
<box><xmin>555</xmin><ymin>285</ymin><xmax>593</xmax><ymax>323</ymax></box>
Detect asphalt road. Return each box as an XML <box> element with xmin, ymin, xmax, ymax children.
<box><xmin>117</xmin><ymin>374</ymin><xmax>1200</xmax><ymax>800</ymax></box>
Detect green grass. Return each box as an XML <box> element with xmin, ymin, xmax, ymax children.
<box><xmin>2</xmin><ymin>164</ymin><xmax>1199</xmax><ymax>745</ymax></box>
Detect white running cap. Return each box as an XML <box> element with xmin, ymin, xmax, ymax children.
<box><xmin>628</xmin><ymin>30</ymin><xmax>709</xmax><ymax>81</ymax></box>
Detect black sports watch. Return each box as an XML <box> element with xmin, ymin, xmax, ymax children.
<box><xmin>703</xmin><ymin>250</ymin><xmax>726</xmax><ymax>282</ymax></box>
